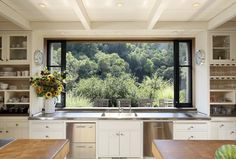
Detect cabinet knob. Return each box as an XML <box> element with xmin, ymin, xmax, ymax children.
<box><xmin>6</xmin><ymin>131</ymin><xmax>8</xmax><ymax>133</ymax></box>
<box><xmin>45</xmin><ymin>126</ymin><xmax>49</xmax><ymax>128</ymax></box>
<box><xmin>231</xmin><ymin>131</ymin><xmax>235</xmax><ymax>134</ymax></box>
<box><xmin>6</xmin><ymin>59</ymin><xmax>8</xmax><ymax>61</ymax></box>
<box><xmin>45</xmin><ymin>135</ymin><xmax>49</xmax><ymax>138</ymax></box>
<box><xmin>220</xmin><ymin>124</ymin><xmax>224</xmax><ymax>128</ymax></box>
<box><xmin>188</xmin><ymin>126</ymin><xmax>194</xmax><ymax>130</ymax></box>
<box><xmin>0</xmin><ymin>131</ymin><xmax>2</xmax><ymax>133</ymax></box>
<box><xmin>116</xmin><ymin>133</ymin><xmax>120</xmax><ymax>136</ymax></box>
<box><xmin>232</xmin><ymin>59</ymin><xmax>235</xmax><ymax>61</ymax></box>
<box><xmin>16</xmin><ymin>124</ymin><xmax>19</xmax><ymax>126</ymax></box>
<box><xmin>188</xmin><ymin>136</ymin><xmax>194</xmax><ymax>140</ymax></box>
<box><xmin>120</xmin><ymin>133</ymin><xmax>124</xmax><ymax>136</ymax></box>
<box><xmin>0</xmin><ymin>58</ymin><xmax>3</xmax><ymax>61</ymax></box>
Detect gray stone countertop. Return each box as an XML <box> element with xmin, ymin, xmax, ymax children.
<box><xmin>28</xmin><ymin>109</ymin><xmax>210</xmax><ymax>120</ymax></box>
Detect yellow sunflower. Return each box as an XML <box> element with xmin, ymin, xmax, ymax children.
<box><xmin>57</xmin><ymin>86</ymin><xmax>63</xmax><ymax>92</ymax></box>
<box><xmin>45</xmin><ymin>92</ymin><xmax>52</xmax><ymax>98</ymax></box>
<box><xmin>47</xmin><ymin>74</ymin><xmax>54</xmax><ymax>81</ymax></box>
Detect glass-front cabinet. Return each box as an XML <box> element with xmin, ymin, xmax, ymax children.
<box><xmin>0</xmin><ymin>33</ymin><xmax>29</xmax><ymax>64</ymax></box>
<box><xmin>211</xmin><ymin>33</ymin><xmax>236</xmax><ymax>63</ymax></box>
<box><xmin>9</xmin><ymin>36</ymin><xmax>27</xmax><ymax>61</ymax></box>
<box><xmin>212</xmin><ymin>35</ymin><xmax>230</xmax><ymax>61</ymax></box>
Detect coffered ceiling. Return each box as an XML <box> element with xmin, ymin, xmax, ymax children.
<box><xmin>0</xmin><ymin>0</ymin><xmax>236</xmax><ymax>31</ymax></box>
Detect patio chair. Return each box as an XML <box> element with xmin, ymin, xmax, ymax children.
<box><xmin>94</xmin><ymin>99</ymin><xmax>109</xmax><ymax>107</ymax></box>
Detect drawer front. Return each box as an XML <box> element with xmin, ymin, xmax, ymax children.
<box><xmin>31</xmin><ymin>122</ymin><xmax>64</xmax><ymax>132</ymax></box>
<box><xmin>30</xmin><ymin>132</ymin><xmax>64</xmax><ymax>139</ymax></box>
<box><xmin>70</xmin><ymin>143</ymin><xmax>96</xmax><ymax>159</ymax></box>
<box><xmin>217</xmin><ymin>122</ymin><xmax>236</xmax><ymax>129</ymax></box>
<box><xmin>174</xmin><ymin>131</ymin><xmax>208</xmax><ymax>140</ymax></box>
<box><xmin>70</xmin><ymin>123</ymin><xmax>96</xmax><ymax>142</ymax></box>
<box><xmin>6</xmin><ymin>121</ymin><xmax>28</xmax><ymax>128</ymax></box>
<box><xmin>174</xmin><ymin>123</ymin><xmax>208</xmax><ymax>131</ymax></box>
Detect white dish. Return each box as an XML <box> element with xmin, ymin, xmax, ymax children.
<box><xmin>2</xmin><ymin>67</ymin><xmax>13</xmax><ymax>72</ymax></box>
<box><xmin>9</xmin><ymin>85</ymin><xmax>17</xmax><ymax>90</ymax></box>
<box><xmin>0</xmin><ymin>83</ymin><xmax>8</xmax><ymax>90</ymax></box>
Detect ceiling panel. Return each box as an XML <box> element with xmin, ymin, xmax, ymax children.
<box><xmin>3</xmin><ymin>0</ymin><xmax>79</xmax><ymax>21</ymax></box>
<box><xmin>82</xmin><ymin>0</ymin><xmax>156</xmax><ymax>21</ymax></box>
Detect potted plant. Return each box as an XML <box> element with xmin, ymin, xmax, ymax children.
<box><xmin>30</xmin><ymin>68</ymin><xmax>66</xmax><ymax>113</ymax></box>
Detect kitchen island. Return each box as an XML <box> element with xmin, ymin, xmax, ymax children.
<box><xmin>152</xmin><ymin>140</ymin><xmax>236</xmax><ymax>159</ymax></box>
<box><xmin>0</xmin><ymin>139</ymin><xmax>69</xmax><ymax>159</ymax></box>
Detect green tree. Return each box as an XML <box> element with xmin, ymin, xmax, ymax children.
<box><xmin>95</xmin><ymin>52</ymin><xmax>129</xmax><ymax>78</ymax></box>
<box><xmin>77</xmin><ymin>57</ymin><xmax>98</xmax><ymax>79</ymax></box>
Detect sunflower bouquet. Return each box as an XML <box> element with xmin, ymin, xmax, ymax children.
<box><xmin>30</xmin><ymin>68</ymin><xmax>66</xmax><ymax>99</ymax></box>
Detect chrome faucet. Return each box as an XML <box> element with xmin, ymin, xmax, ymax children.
<box><xmin>118</xmin><ymin>101</ymin><xmax>123</xmax><ymax>113</ymax></box>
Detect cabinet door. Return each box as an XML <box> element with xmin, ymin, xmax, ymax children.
<box><xmin>120</xmin><ymin>130</ymin><xmax>141</xmax><ymax>157</ymax></box>
<box><xmin>98</xmin><ymin>130</ymin><xmax>120</xmax><ymax>157</ymax></box>
<box><xmin>218</xmin><ymin>129</ymin><xmax>236</xmax><ymax>140</ymax></box>
<box><xmin>0</xmin><ymin>121</ymin><xmax>5</xmax><ymax>139</ymax></box>
<box><xmin>218</xmin><ymin>122</ymin><xmax>236</xmax><ymax>140</ymax></box>
<box><xmin>5</xmin><ymin>121</ymin><xmax>29</xmax><ymax>139</ymax></box>
<box><xmin>7</xmin><ymin>35</ymin><xmax>28</xmax><ymax>63</ymax></box>
<box><xmin>0</xmin><ymin>36</ymin><xmax>3</xmax><ymax>61</ymax></box>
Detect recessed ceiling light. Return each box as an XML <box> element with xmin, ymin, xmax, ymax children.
<box><xmin>116</xmin><ymin>2</ymin><xmax>124</xmax><ymax>7</ymax></box>
<box><xmin>192</xmin><ymin>2</ymin><xmax>200</xmax><ymax>8</ymax></box>
<box><xmin>39</xmin><ymin>2</ymin><xmax>47</xmax><ymax>8</ymax></box>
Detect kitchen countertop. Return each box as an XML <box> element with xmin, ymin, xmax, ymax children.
<box><xmin>152</xmin><ymin>140</ymin><xmax>236</xmax><ymax>159</ymax></box>
<box><xmin>0</xmin><ymin>139</ymin><xmax>69</xmax><ymax>159</ymax></box>
<box><xmin>28</xmin><ymin>110</ymin><xmax>210</xmax><ymax>120</ymax></box>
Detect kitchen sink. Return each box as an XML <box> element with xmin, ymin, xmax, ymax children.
<box><xmin>101</xmin><ymin>112</ymin><xmax>138</xmax><ymax>118</ymax></box>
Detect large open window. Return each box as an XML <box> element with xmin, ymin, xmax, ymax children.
<box><xmin>47</xmin><ymin>40</ymin><xmax>192</xmax><ymax>108</ymax></box>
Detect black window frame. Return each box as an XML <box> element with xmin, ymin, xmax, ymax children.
<box><xmin>47</xmin><ymin>40</ymin><xmax>193</xmax><ymax>108</ymax></box>
<box><xmin>174</xmin><ymin>40</ymin><xmax>193</xmax><ymax>107</ymax></box>
<box><xmin>47</xmin><ymin>40</ymin><xmax>66</xmax><ymax>107</ymax></box>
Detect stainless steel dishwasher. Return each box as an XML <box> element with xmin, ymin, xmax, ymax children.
<box><xmin>66</xmin><ymin>122</ymin><xmax>96</xmax><ymax>159</ymax></box>
<box><xmin>143</xmin><ymin>121</ymin><xmax>173</xmax><ymax>157</ymax></box>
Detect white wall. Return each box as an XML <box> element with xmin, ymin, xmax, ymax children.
<box><xmin>30</xmin><ymin>31</ymin><xmax>44</xmax><ymax>115</ymax></box>
<box><xmin>195</xmin><ymin>31</ymin><xmax>210</xmax><ymax>115</ymax></box>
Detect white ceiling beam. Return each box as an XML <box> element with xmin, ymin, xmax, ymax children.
<box><xmin>208</xmin><ymin>2</ymin><xmax>236</xmax><ymax>30</ymax></box>
<box><xmin>69</xmin><ymin>0</ymin><xmax>91</xmax><ymax>30</ymax></box>
<box><xmin>0</xmin><ymin>1</ymin><xmax>30</xmax><ymax>30</ymax></box>
<box><xmin>147</xmin><ymin>0</ymin><xmax>168</xmax><ymax>30</ymax></box>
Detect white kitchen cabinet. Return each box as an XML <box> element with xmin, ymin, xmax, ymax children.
<box><xmin>210</xmin><ymin>120</ymin><xmax>236</xmax><ymax>140</ymax></box>
<box><xmin>0</xmin><ymin>32</ymin><xmax>30</xmax><ymax>64</ymax></box>
<box><xmin>0</xmin><ymin>117</ymin><xmax>29</xmax><ymax>139</ymax></box>
<box><xmin>210</xmin><ymin>33</ymin><xmax>236</xmax><ymax>63</ymax></box>
<box><xmin>173</xmin><ymin>120</ymin><xmax>209</xmax><ymax>140</ymax></box>
<box><xmin>0</xmin><ymin>32</ymin><xmax>31</xmax><ymax>116</ymax></box>
<box><xmin>97</xmin><ymin>120</ymin><xmax>143</xmax><ymax>158</ymax></box>
<box><xmin>0</xmin><ymin>36</ymin><xmax>2</xmax><ymax>62</ymax></box>
<box><xmin>29</xmin><ymin>120</ymin><xmax>66</xmax><ymax>139</ymax></box>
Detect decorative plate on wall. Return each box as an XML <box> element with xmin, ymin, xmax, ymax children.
<box><xmin>34</xmin><ymin>50</ymin><xmax>44</xmax><ymax>66</ymax></box>
<box><xmin>195</xmin><ymin>49</ymin><xmax>205</xmax><ymax>65</ymax></box>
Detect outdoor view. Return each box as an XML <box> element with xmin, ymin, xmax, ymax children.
<box><xmin>50</xmin><ymin>42</ymin><xmax>189</xmax><ymax>107</ymax></box>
